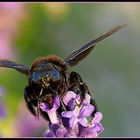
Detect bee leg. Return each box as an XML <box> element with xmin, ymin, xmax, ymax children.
<box><xmin>24</xmin><ymin>86</ymin><xmax>51</xmax><ymax>122</ymax></box>
<box><xmin>24</xmin><ymin>86</ymin><xmax>37</xmax><ymax>117</ymax></box>
<box><xmin>69</xmin><ymin>71</ymin><xmax>88</xmax><ymax>99</ymax></box>
<box><xmin>69</xmin><ymin>71</ymin><xmax>98</xmax><ymax>115</ymax></box>
<box><xmin>48</xmin><ymin>86</ymin><xmax>67</xmax><ymax>116</ymax></box>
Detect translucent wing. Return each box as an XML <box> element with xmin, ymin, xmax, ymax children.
<box><xmin>64</xmin><ymin>25</ymin><xmax>126</xmax><ymax>67</ymax></box>
<box><xmin>0</xmin><ymin>60</ymin><xmax>30</xmax><ymax>75</ymax></box>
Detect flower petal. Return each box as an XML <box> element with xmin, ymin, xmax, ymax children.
<box><xmin>92</xmin><ymin>112</ymin><xmax>103</xmax><ymax>124</ymax></box>
<box><xmin>65</xmin><ymin>132</ymin><xmax>77</xmax><ymax>137</ymax></box>
<box><xmin>63</xmin><ymin>91</ymin><xmax>76</xmax><ymax>106</ymax></box>
<box><xmin>43</xmin><ymin>129</ymin><xmax>55</xmax><ymax>137</ymax></box>
<box><xmin>79</xmin><ymin>118</ymin><xmax>88</xmax><ymax>127</ymax></box>
<box><xmin>79</xmin><ymin>126</ymin><xmax>98</xmax><ymax>138</ymax></box>
<box><xmin>55</xmin><ymin>126</ymin><xmax>67</xmax><ymax>137</ymax></box>
<box><xmin>92</xmin><ymin>122</ymin><xmax>104</xmax><ymax>134</ymax></box>
<box><xmin>69</xmin><ymin>117</ymin><xmax>75</xmax><ymax>128</ymax></box>
<box><xmin>53</xmin><ymin>95</ymin><xmax>60</xmax><ymax>110</ymax></box>
<box><xmin>75</xmin><ymin>94</ymin><xmax>81</xmax><ymax>104</ymax></box>
<box><xmin>61</xmin><ymin>111</ymin><xmax>73</xmax><ymax>118</ymax></box>
<box><xmin>50</xmin><ymin>123</ymin><xmax>59</xmax><ymax>134</ymax></box>
<box><xmin>82</xmin><ymin>93</ymin><xmax>91</xmax><ymax>105</ymax></box>
<box><xmin>67</xmin><ymin>98</ymin><xmax>75</xmax><ymax>110</ymax></box>
<box><xmin>39</xmin><ymin>103</ymin><xmax>49</xmax><ymax>112</ymax></box>
<box><xmin>79</xmin><ymin>104</ymin><xmax>94</xmax><ymax>117</ymax></box>
<box><xmin>47</xmin><ymin>109</ymin><xmax>58</xmax><ymax>124</ymax></box>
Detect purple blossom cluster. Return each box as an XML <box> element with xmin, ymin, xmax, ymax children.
<box><xmin>39</xmin><ymin>91</ymin><xmax>104</xmax><ymax>138</ymax></box>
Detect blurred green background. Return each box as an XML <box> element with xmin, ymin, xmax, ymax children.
<box><xmin>0</xmin><ymin>2</ymin><xmax>140</xmax><ymax>137</ymax></box>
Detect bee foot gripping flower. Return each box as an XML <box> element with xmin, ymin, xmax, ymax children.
<box><xmin>39</xmin><ymin>91</ymin><xmax>104</xmax><ymax>138</ymax></box>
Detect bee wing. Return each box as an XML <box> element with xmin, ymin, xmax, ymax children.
<box><xmin>0</xmin><ymin>60</ymin><xmax>30</xmax><ymax>75</ymax></box>
<box><xmin>64</xmin><ymin>25</ymin><xmax>126</xmax><ymax>67</ymax></box>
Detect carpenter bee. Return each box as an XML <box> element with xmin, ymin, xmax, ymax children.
<box><xmin>0</xmin><ymin>25</ymin><xmax>126</xmax><ymax>122</ymax></box>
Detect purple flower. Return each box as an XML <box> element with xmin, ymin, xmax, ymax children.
<box><xmin>63</xmin><ymin>91</ymin><xmax>76</xmax><ymax>110</ymax></box>
<box><xmin>0</xmin><ymin>102</ymin><xmax>6</xmax><ymax>118</ymax></box>
<box><xmin>91</xmin><ymin>112</ymin><xmax>104</xmax><ymax>134</ymax></box>
<box><xmin>43</xmin><ymin>124</ymin><xmax>67</xmax><ymax>137</ymax></box>
<box><xmin>62</xmin><ymin>101</ymin><xmax>94</xmax><ymax>128</ymax></box>
<box><xmin>39</xmin><ymin>96</ymin><xmax>60</xmax><ymax>124</ymax></box>
<box><xmin>39</xmin><ymin>91</ymin><xmax>104</xmax><ymax>138</ymax></box>
<box><xmin>79</xmin><ymin>112</ymin><xmax>104</xmax><ymax>138</ymax></box>
<box><xmin>62</xmin><ymin>92</ymin><xmax>94</xmax><ymax>128</ymax></box>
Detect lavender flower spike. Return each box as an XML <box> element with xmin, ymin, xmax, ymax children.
<box><xmin>40</xmin><ymin>91</ymin><xmax>104</xmax><ymax>138</ymax></box>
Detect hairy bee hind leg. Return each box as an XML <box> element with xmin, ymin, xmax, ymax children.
<box><xmin>69</xmin><ymin>71</ymin><xmax>88</xmax><ymax>100</ymax></box>
<box><xmin>24</xmin><ymin>86</ymin><xmax>37</xmax><ymax>117</ymax></box>
<box><xmin>69</xmin><ymin>71</ymin><xmax>98</xmax><ymax>115</ymax></box>
<box><xmin>48</xmin><ymin>85</ymin><xmax>67</xmax><ymax>113</ymax></box>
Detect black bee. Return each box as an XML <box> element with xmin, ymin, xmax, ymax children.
<box><xmin>0</xmin><ymin>25</ymin><xmax>126</xmax><ymax>122</ymax></box>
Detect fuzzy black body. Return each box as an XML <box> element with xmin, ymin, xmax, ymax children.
<box><xmin>24</xmin><ymin>55</ymin><xmax>96</xmax><ymax>121</ymax></box>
